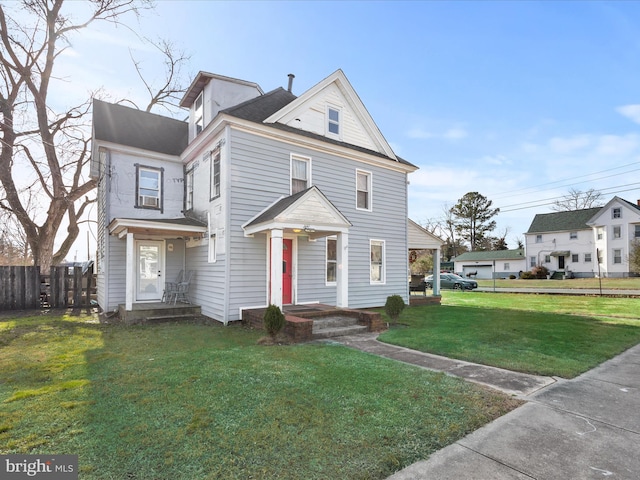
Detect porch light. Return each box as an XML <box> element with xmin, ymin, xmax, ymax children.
<box><xmin>303</xmin><ymin>226</ymin><xmax>315</xmax><ymax>233</ymax></box>
<box><xmin>293</xmin><ymin>228</ymin><xmax>302</xmax><ymax>233</ymax></box>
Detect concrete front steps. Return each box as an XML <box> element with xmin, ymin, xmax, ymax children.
<box><xmin>311</xmin><ymin>315</ymin><xmax>369</xmax><ymax>339</ymax></box>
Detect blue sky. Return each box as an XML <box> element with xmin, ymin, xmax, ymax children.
<box><xmin>28</xmin><ymin>0</ymin><xmax>640</xmax><ymax>256</ymax></box>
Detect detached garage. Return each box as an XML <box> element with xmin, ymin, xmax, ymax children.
<box><xmin>453</xmin><ymin>249</ymin><xmax>526</xmax><ymax>279</ymax></box>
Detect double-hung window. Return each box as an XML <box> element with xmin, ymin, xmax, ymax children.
<box><xmin>530</xmin><ymin>256</ymin><xmax>536</xmax><ymax>268</ymax></box>
<box><xmin>569</xmin><ymin>231</ymin><xmax>577</xmax><ymax>240</ymax></box>
<box><xmin>613</xmin><ymin>225</ymin><xmax>621</xmax><ymax>239</ymax></box>
<box><xmin>370</xmin><ymin>239</ymin><xmax>385</xmax><ymax>284</ymax></box>
<box><xmin>535</xmin><ymin>234</ymin><xmax>542</xmax><ymax>243</ymax></box>
<box><xmin>210</xmin><ymin>151</ymin><xmax>221</xmax><ymax>200</ymax></box>
<box><xmin>612</xmin><ymin>207</ymin><xmax>622</xmax><ymax>219</ymax></box>
<box><xmin>291</xmin><ymin>155</ymin><xmax>310</xmax><ymax>194</ymax></box>
<box><xmin>326</xmin><ymin>236</ymin><xmax>337</xmax><ymax>284</ymax></box>
<box><xmin>356</xmin><ymin>170</ymin><xmax>372</xmax><ymax>211</ymax></box>
<box><xmin>327</xmin><ymin>106</ymin><xmax>340</xmax><ymax>137</ymax></box>
<box><xmin>585</xmin><ymin>253</ymin><xmax>592</xmax><ymax>262</ymax></box>
<box><xmin>613</xmin><ymin>248</ymin><xmax>622</xmax><ymax>264</ymax></box>
<box><xmin>635</xmin><ymin>225</ymin><xmax>640</xmax><ymax>238</ymax></box>
<box><xmin>185</xmin><ymin>166</ymin><xmax>194</xmax><ymax>211</ymax></box>
<box><xmin>195</xmin><ymin>92</ymin><xmax>204</xmax><ymax>135</ymax></box>
<box><xmin>597</xmin><ymin>227</ymin><xmax>604</xmax><ymax>240</ymax></box>
<box><xmin>571</xmin><ymin>254</ymin><xmax>579</xmax><ymax>263</ymax></box>
<box><xmin>136</xmin><ymin>165</ymin><xmax>162</xmax><ymax>211</ymax></box>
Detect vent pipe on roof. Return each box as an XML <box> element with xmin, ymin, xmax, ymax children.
<box><xmin>287</xmin><ymin>73</ymin><xmax>295</xmax><ymax>93</ymax></box>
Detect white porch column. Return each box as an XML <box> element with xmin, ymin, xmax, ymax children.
<box><xmin>433</xmin><ymin>248</ymin><xmax>441</xmax><ymax>296</ymax></box>
<box><xmin>270</xmin><ymin>229</ymin><xmax>283</xmax><ymax>308</ymax></box>
<box><xmin>125</xmin><ymin>232</ymin><xmax>134</xmax><ymax>311</ymax></box>
<box><xmin>336</xmin><ymin>232</ymin><xmax>349</xmax><ymax>308</ymax></box>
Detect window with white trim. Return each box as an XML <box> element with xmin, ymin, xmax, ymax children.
<box><xmin>208</xmin><ymin>233</ymin><xmax>216</xmax><ymax>263</ymax></box>
<box><xmin>597</xmin><ymin>227</ymin><xmax>604</xmax><ymax>240</ymax></box>
<box><xmin>612</xmin><ymin>207</ymin><xmax>622</xmax><ymax>219</ymax></box>
<box><xmin>504</xmin><ymin>262</ymin><xmax>510</xmax><ymax>270</ymax></box>
<box><xmin>356</xmin><ymin>170</ymin><xmax>372</xmax><ymax>211</ymax></box>
<box><xmin>291</xmin><ymin>155</ymin><xmax>310</xmax><ymax>194</ymax></box>
<box><xmin>195</xmin><ymin>91</ymin><xmax>204</xmax><ymax>135</ymax></box>
<box><xmin>136</xmin><ymin>165</ymin><xmax>162</xmax><ymax>210</ymax></box>
<box><xmin>613</xmin><ymin>248</ymin><xmax>622</xmax><ymax>264</ymax></box>
<box><xmin>585</xmin><ymin>253</ymin><xmax>592</xmax><ymax>262</ymax></box>
<box><xmin>571</xmin><ymin>254</ymin><xmax>579</xmax><ymax>263</ymax></box>
<box><xmin>635</xmin><ymin>225</ymin><xmax>640</xmax><ymax>238</ymax></box>
<box><xmin>327</xmin><ymin>106</ymin><xmax>340</xmax><ymax>137</ymax></box>
<box><xmin>370</xmin><ymin>239</ymin><xmax>385</xmax><ymax>283</ymax></box>
<box><xmin>326</xmin><ymin>236</ymin><xmax>337</xmax><ymax>284</ymax></box>
<box><xmin>544</xmin><ymin>255</ymin><xmax>551</xmax><ymax>263</ymax></box>
<box><xmin>613</xmin><ymin>225</ymin><xmax>621</xmax><ymax>239</ymax></box>
<box><xmin>210</xmin><ymin>151</ymin><xmax>220</xmax><ymax>200</ymax></box>
<box><xmin>185</xmin><ymin>166</ymin><xmax>194</xmax><ymax>211</ymax></box>
<box><xmin>535</xmin><ymin>234</ymin><xmax>542</xmax><ymax>243</ymax></box>
<box><xmin>530</xmin><ymin>256</ymin><xmax>536</xmax><ymax>268</ymax></box>
<box><xmin>569</xmin><ymin>231</ymin><xmax>577</xmax><ymax>240</ymax></box>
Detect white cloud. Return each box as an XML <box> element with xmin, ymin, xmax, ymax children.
<box><xmin>406</xmin><ymin>125</ymin><xmax>468</xmax><ymax>141</ymax></box>
<box><xmin>548</xmin><ymin>134</ymin><xmax>592</xmax><ymax>154</ymax></box>
<box><xmin>616</xmin><ymin>104</ymin><xmax>640</xmax><ymax>124</ymax></box>
<box><xmin>596</xmin><ymin>134</ymin><xmax>639</xmax><ymax>156</ymax></box>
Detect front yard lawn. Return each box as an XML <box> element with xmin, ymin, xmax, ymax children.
<box><xmin>0</xmin><ymin>311</ymin><xmax>520</xmax><ymax>480</ymax></box>
<box><xmin>380</xmin><ymin>292</ymin><xmax>640</xmax><ymax>378</ymax></box>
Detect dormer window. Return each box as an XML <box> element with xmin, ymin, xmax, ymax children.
<box><xmin>195</xmin><ymin>92</ymin><xmax>204</xmax><ymax>135</ymax></box>
<box><xmin>327</xmin><ymin>106</ymin><xmax>340</xmax><ymax>137</ymax></box>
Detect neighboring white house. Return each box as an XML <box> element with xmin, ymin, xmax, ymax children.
<box><xmin>524</xmin><ymin>197</ymin><xmax>640</xmax><ymax>278</ymax></box>
<box><xmin>586</xmin><ymin>197</ymin><xmax>640</xmax><ymax>277</ymax></box>
<box><xmin>91</xmin><ymin>70</ymin><xmax>419</xmax><ymax>324</ymax></box>
<box><xmin>453</xmin><ymin>249</ymin><xmax>526</xmax><ymax>279</ymax></box>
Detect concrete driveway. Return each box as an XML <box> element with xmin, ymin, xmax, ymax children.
<box><xmin>387</xmin><ymin>342</ymin><xmax>640</xmax><ymax>479</ymax></box>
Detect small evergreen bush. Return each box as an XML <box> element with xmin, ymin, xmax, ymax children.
<box><xmin>521</xmin><ymin>271</ymin><xmax>536</xmax><ymax>279</ymax></box>
<box><xmin>384</xmin><ymin>295</ymin><xmax>406</xmax><ymax>324</ymax></box>
<box><xmin>263</xmin><ymin>304</ymin><xmax>285</xmax><ymax>337</ymax></box>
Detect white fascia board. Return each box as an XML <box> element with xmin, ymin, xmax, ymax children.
<box><xmin>109</xmin><ymin>218</ymin><xmax>207</xmax><ymax>236</ymax></box>
<box><xmin>264</xmin><ymin>69</ymin><xmax>397</xmax><ymax>161</ymax></box>
<box><xmin>228</xmin><ymin>119</ymin><xmax>416</xmax><ymax>174</ymax></box>
<box><xmin>95</xmin><ymin>140</ymin><xmax>183</xmax><ymax>164</ymax></box>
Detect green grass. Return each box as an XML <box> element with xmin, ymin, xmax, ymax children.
<box><xmin>380</xmin><ymin>292</ymin><xmax>640</xmax><ymax>378</ymax></box>
<box><xmin>0</xmin><ymin>311</ymin><xmax>520</xmax><ymax>479</ymax></box>
<box><xmin>476</xmin><ymin>277</ymin><xmax>640</xmax><ymax>289</ymax></box>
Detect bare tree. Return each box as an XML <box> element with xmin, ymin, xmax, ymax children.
<box><xmin>552</xmin><ymin>188</ymin><xmax>604</xmax><ymax>212</ymax></box>
<box><xmin>0</xmin><ymin>0</ymin><xmax>188</xmax><ymax>270</ymax></box>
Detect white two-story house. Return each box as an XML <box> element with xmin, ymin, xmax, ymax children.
<box><xmin>91</xmin><ymin>70</ymin><xmax>418</xmax><ymax>323</ymax></box>
<box><xmin>524</xmin><ymin>197</ymin><xmax>640</xmax><ymax>278</ymax></box>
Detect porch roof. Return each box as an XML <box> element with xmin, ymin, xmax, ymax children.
<box><xmin>109</xmin><ymin>217</ymin><xmax>207</xmax><ymax>239</ymax></box>
<box><xmin>242</xmin><ymin>186</ymin><xmax>351</xmax><ymax>238</ymax></box>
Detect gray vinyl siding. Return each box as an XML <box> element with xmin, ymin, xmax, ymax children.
<box><xmin>105</xmin><ymin>235</ymin><xmax>126</xmax><ymax>311</ymax></box>
<box><xmin>185</xmin><ymin>245</ymin><xmax>227</xmax><ymax>321</ymax></box>
<box><xmin>227</xmin><ymin>128</ymin><xmax>409</xmax><ymax>313</ymax></box>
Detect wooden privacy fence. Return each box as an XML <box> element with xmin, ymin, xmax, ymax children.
<box><xmin>0</xmin><ymin>264</ymin><xmax>95</xmax><ymax>311</ymax></box>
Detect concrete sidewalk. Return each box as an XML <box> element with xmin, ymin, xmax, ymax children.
<box><xmin>377</xmin><ymin>341</ymin><xmax>640</xmax><ymax>480</ymax></box>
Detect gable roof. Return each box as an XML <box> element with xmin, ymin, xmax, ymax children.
<box><xmin>527</xmin><ymin>208</ymin><xmax>601</xmax><ymax>234</ymax></box>
<box><xmin>92</xmin><ymin>99</ymin><xmax>188</xmax><ymax>156</ymax></box>
<box><xmin>453</xmin><ymin>249</ymin><xmax>525</xmax><ymax>262</ymax></box>
<box><xmin>242</xmin><ymin>186</ymin><xmax>351</xmax><ymax>237</ymax></box>
<box><xmin>222</xmin><ymin>84</ymin><xmax>416</xmax><ymax>168</ymax></box>
<box><xmin>179</xmin><ymin>71</ymin><xmax>264</xmax><ymax>108</ymax></box>
<box><xmin>586</xmin><ymin>196</ymin><xmax>640</xmax><ymax>226</ymax></box>
<box><xmin>408</xmin><ymin>219</ymin><xmax>444</xmax><ymax>249</ymax></box>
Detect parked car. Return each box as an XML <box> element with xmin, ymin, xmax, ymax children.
<box><xmin>425</xmin><ymin>273</ymin><xmax>478</xmax><ymax>290</ymax></box>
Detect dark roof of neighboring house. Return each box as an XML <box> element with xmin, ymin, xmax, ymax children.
<box><xmin>527</xmin><ymin>208</ymin><xmax>601</xmax><ymax>234</ymax></box>
<box><xmin>222</xmin><ymin>88</ymin><xmax>416</xmax><ymax>168</ymax></box>
<box><xmin>620</xmin><ymin>198</ymin><xmax>640</xmax><ymax>212</ymax></box>
<box><xmin>454</xmin><ymin>249</ymin><xmax>525</xmax><ymax>262</ymax></box>
<box><xmin>93</xmin><ymin>99</ymin><xmax>188</xmax><ymax>156</ymax></box>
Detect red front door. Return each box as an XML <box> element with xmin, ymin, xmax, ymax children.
<box><xmin>282</xmin><ymin>239</ymin><xmax>293</xmax><ymax>304</ymax></box>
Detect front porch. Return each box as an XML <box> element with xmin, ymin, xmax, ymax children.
<box><xmin>242</xmin><ymin>304</ymin><xmax>385</xmax><ymax>343</ymax></box>
<box><xmin>118</xmin><ymin>302</ymin><xmax>202</xmax><ymax>324</ymax></box>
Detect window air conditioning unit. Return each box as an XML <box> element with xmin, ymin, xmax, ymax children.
<box><xmin>140</xmin><ymin>195</ymin><xmax>159</xmax><ymax>207</ymax></box>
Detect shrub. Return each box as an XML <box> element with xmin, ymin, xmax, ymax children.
<box><xmin>263</xmin><ymin>304</ymin><xmax>285</xmax><ymax>337</ymax></box>
<box><xmin>384</xmin><ymin>295</ymin><xmax>406</xmax><ymax>324</ymax></box>
<box><xmin>521</xmin><ymin>271</ymin><xmax>536</xmax><ymax>279</ymax></box>
<box><xmin>531</xmin><ymin>265</ymin><xmax>550</xmax><ymax>279</ymax></box>
<box><xmin>509</xmin><ymin>274</ymin><xmax>516</xmax><ymax>279</ymax></box>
